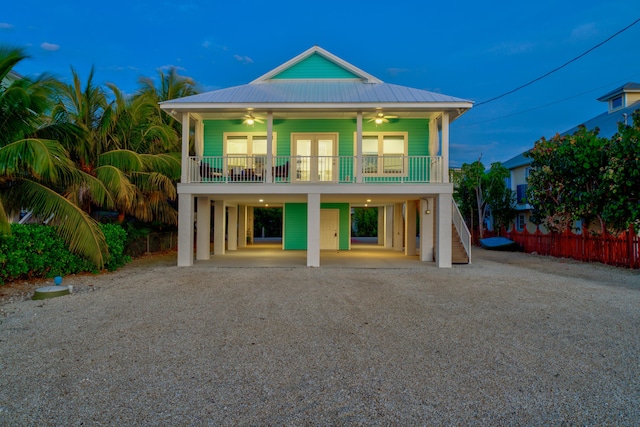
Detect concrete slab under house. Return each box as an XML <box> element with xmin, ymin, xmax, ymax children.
<box><xmin>160</xmin><ymin>46</ymin><xmax>473</xmax><ymax>267</ymax></box>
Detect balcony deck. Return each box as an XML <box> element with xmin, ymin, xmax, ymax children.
<box><xmin>188</xmin><ymin>155</ymin><xmax>444</xmax><ymax>184</ymax></box>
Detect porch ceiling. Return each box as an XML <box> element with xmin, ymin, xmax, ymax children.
<box><xmin>166</xmin><ymin>105</ymin><xmax>471</xmax><ymax>123</ymax></box>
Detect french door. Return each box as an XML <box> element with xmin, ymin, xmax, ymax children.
<box><xmin>292</xmin><ymin>133</ymin><xmax>337</xmax><ymax>182</ymax></box>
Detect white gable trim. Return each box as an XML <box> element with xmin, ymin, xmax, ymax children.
<box><xmin>251</xmin><ymin>46</ymin><xmax>383</xmax><ymax>84</ymax></box>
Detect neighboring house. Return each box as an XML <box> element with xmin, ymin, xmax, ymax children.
<box><xmin>1</xmin><ymin>70</ymin><xmax>21</xmax><ymax>88</ymax></box>
<box><xmin>501</xmin><ymin>82</ymin><xmax>640</xmax><ymax>232</ymax></box>
<box><xmin>160</xmin><ymin>46</ymin><xmax>473</xmax><ymax>267</ymax></box>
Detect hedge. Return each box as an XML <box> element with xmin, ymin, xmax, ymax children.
<box><xmin>0</xmin><ymin>223</ymin><xmax>131</xmax><ymax>284</ymax></box>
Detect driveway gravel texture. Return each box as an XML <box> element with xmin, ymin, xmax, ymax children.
<box><xmin>0</xmin><ymin>249</ymin><xmax>638</xmax><ymax>426</ymax></box>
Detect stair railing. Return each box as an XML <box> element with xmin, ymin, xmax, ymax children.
<box><xmin>452</xmin><ymin>200</ymin><xmax>472</xmax><ymax>263</ymax></box>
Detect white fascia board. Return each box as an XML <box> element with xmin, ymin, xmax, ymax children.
<box><xmin>160</xmin><ymin>102</ymin><xmax>474</xmax><ymax>112</ymax></box>
<box><xmin>178</xmin><ymin>182</ymin><xmax>454</xmax><ymax>196</ymax></box>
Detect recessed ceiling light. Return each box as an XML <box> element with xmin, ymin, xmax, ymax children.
<box><xmin>366</xmin><ymin>199</ymin><xmax>371</xmax><ymax>202</ymax></box>
<box><xmin>259</xmin><ymin>199</ymin><xmax>264</xmax><ymax>202</ymax></box>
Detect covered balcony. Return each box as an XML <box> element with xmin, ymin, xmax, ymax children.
<box><xmin>188</xmin><ymin>155</ymin><xmax>444</xmax><ymax>184</ymax></box>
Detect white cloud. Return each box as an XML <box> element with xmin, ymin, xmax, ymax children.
<box><xmin>0</xmin><ymin>23</ymin><xmax>14</xmax><ymax>29</ymax></box>
<box><xmin>40</xmin><ymin>42</ymin><xmax>60</xmax><ymax>51</ymax></box>
<box><xmin>570</xmin><ymin>22</ymin><xmax>598</xmax><ymax>41</ymax></box>
<box><xmin>234</xmin><ymin>54</ymin><xmax>253</xmax><ymax>64</ymax></box>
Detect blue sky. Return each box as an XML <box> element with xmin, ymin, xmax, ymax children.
<box><xmin>3</xmin><ymin>0</ymin><xmax>639</xmax><ymax>166</ymax></box>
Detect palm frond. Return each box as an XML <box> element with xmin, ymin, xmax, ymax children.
<box><xmin>8</xmin><ymin>180</ymin><xmax>107</xmax><ymax>268</ymax></box>
<box><xmin>139</xmin><ymin>153</ymin><xmax>181</xmax><ymax>179</ymax></box>
<box><xmin>68</xmin><ymin>170</ymin><xmax>116</xmax><ymax>210</ymax></box>
<box><xmin>94</xmin><ymin>165</ymin><xmax>137</xmax><ymax>208</ymax></box>
<box><xmin>0</xmin><ymin>198</ymin><xmax>10</xmax><ymax>235</ymax></box>
<box><xmin>130</xmin><ymin>171</ymin><xmax>177</xmax><ymax>200</ymax></box>
<box><xmin>0</xmin><ymin>138</ymin><xmax>76</xmax><ymax>184</ymax></box>
<box><xmin>98</xmin><ymin>149</ymin><xmax>144</xmax><ymax>171</ymax></box>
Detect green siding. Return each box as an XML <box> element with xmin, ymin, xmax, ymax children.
<box><xmin>271</xmin><ymin>53</ymin><xmax>360</xmax><ymax>80</ymax></box>
<box><xmin>204</xmin><ymin>118</ymin><xmax>433</xmax><ymax>156</ymax></box>
<box><xmin>284</xmin><ymin>203</ymin><xmax>307</xmax><ymax>250</ymax></box>
<box><xmin>283</xmin><ymin>203</ymin><xmax>350</xmax><ymax>250</ymax></box>
<box><xmin>203</xmin><ymin>118</ymin><xmax>434</xmax><ymax>182</ymax></box>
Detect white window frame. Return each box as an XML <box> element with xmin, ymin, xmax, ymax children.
<box><xmin>223</xmin><ymin>132</ymin><xmax>277</xmax><ymax>172</ymax></box>
<box><xmin>517</xmin><ymin>213</ymin><xmax>526</xmax><ymax>232</ymax></box>
<box><xmin>610</xmin><ymin>95</ymin><xmax>623</xmax><ymax>111</ymax></box>
<box><xmin>355</xmin><ymin>132</ymin><xmax>408</xmax><ymax>176</ymax></box>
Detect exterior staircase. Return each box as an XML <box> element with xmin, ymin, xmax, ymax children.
<box><xmin>452</xmin><ymin>200</ymin><xmax>471</xmax><ymax>264</ymax></box>
<box><xmin>452</xmin><ymin>225</ymin><xmax>470</xmax><ymax>264</ymax></box>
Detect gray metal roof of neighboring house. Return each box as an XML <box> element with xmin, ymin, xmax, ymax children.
<box><xmin>501</xmin><ymin>151</ymin><xmax>532</xmax><ymax>170</ymax></box>
<box><xmin>596</xmin><ymin>82</ymin><xmax>640</xmax><ymax>101</ymax></box>
<box><xmin>561</xmin><ymin>100</ymin><xmax>640</xmax><ymax>139</ymax></box>
<box><xmin>161</xmin><ymin>81</ymin><xmax>471</xmax><ymax>105</ymax></box>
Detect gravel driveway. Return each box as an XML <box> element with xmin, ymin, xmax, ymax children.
<box><xmin>0</xmin><ymin>249</ymin><xmax>638</xmax><ymax>426</ymax></box>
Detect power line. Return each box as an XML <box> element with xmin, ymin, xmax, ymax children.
<box><xmin>475</xmin><ymin>17</ymin><xmax>640</xmax><ymax>107</ymax></box>
<box><xmin>454</xmin><ymin>73</ymin><xmax>640</xmax><ymax>128</ymax></box>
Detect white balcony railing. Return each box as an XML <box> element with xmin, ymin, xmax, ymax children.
<box><xmin>187</xmin><ymin>155</ymin><xmax>443</xmax><ymax>184</ymax></box>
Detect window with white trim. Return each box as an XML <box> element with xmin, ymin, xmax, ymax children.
<box><xmin>224</xmin><ymin>133</ymin><xmax>276</xmax><ymax>172</ymax></box>
<box><xmin>610</xmin><ymin>95</ymin><xmax>623</xmax><ymax>111</ymax></box>
<box><xmin>358</xmin><ymin>132</ymin><xmax>408</xmax><ymax>175</ymax></box>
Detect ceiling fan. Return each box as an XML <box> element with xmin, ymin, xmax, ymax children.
<box><xmin>368</xmin><ymin>111</ymin><xmax>398</xmax><ymax>125</ymax></box>
<box><xmin>243</xmin><ymin>113</ymin><xmax>264</xmax><ymax>125</ymax></box>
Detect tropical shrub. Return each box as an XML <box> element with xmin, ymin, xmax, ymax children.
<box><xmin>0</xmin><ymin>223</ymin><xmax>130</xmax><ymax>283</ymax></box>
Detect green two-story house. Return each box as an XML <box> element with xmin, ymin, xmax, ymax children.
<box><xmin>160</xmin><ymin>46</ymin><xmax>472</xmax><ymax>267</ymax></box>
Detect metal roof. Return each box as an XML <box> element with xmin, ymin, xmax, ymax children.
<box><xmin>596</xmin><ymin>82</ymin><xmax>640</xmax><ymax>102</ymax></box>
<box><xmin>161</xmin><ymin>81</ymin><xmax>471</xmax><ymax>105</ymax></box>
<box><xmin>561</xmin><ymin>100</ymin><xmax>640</xmax><ymax>139</ymax></box>
<box><xmin>501</xmin><ymin>152</ymin><xmax>532</xmax><ymax>170</ymax></box>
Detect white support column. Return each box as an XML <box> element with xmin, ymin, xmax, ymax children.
<box><xmin>227</xmin><ymin>205</ymin><xmax>238</xmax><ymax>251</ymax></box>
<box><xmin>238</xmin><ymin>205</ymin><xmax>247</xmax><ymax>248</ymax></box>
<box><xmin>248</xmin><ymin>207</ymin><xmax>254</xmax><ymax>245</ymax></box>
<box><xmin>177</xmin><ymin>193</ymin><xmax>194</xmax><ymax>266</ymax></box>
<box><xmin>384</xmin><ymin>205</ymin><xmax>393</xmax><ymax>249</ymax></box>
<box><xmin>441</xmin><ymin>112</ymin><xmax>450</xmax><ymax>183</ymax></box>
<box><xmin>436</xmin><ymin>193</ymin><xmax>452</xmax><ymax>268</ymax></box>
<box><xmin>393</xmin><ymin>203</ymin><xmax>404</xmax><ymax>252</ymax></box>
<box><xmin>196</xmin><ymin>196</ymin><xmax>210</xmax><ymax>260</ymax></box>
<box><xmin>181</xmin><ymin>113</ymin><xmax>191</xmax><ymax>183</ymax></box>
<box><xmin>213</xmin><ymin>200</ymin><xmax>226</xmax><ymax>255</ymax></box>
<box><xmin>266</xmin><ymin>111</ymin><xmax>273</xmax><ymax>183</ymax></box>
<box><xmin>405</xmin><ymin>200</ymin><xmax>417</xmax><ymax>256</ymax></box>
<box><xmin>307</xmin><ymin>193</ymin><xmax>321</xmax><ymax>267</ymax></box>
<box><xmin>356</xmin><ymin>111</ymin><xmax>363</xmax><ymax>183</ymax></box>
<box><xmin>420</xmin><ymin>198</ymin><xmax>435</xmax><ymax>262</ymax></box>
<box><xmin>377</xmin><ymin>206</ymin><xmax>384</xmax><ymax>245</ymax></box>
<box><xmin>194</xmin><ymin>118</ymin><xmax>204</xmax><ymax>157</ymax></box>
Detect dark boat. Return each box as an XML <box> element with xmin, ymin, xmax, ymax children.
<box><xmin>479</xmin><ymin>236</ymin><xmax>519</xmax><ymax>251</ymax></box>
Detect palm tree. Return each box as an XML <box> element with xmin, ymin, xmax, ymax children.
<box><xmin>0</xmin><ymin>46</ymin><xmax>108</xmax><ymax>267</ymax></box>
<box><xmin>56</xmin><ymin>67</ymin><xmax>182</xmax><ymax>225</ymax></box>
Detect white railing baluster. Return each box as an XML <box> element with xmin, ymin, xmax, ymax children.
<box><xmin>187</xmin><ymin>155</ymin><xmax>443</xmax><ymax>184</ymax></box>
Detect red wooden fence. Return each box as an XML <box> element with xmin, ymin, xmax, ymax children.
<box><xmin>475</xmin><ymin>226</ymin><xmax>639</xmax><ymax>269</ymax></box>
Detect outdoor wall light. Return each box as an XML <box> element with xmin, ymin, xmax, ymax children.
<box><xmin>424</xmin><ymin>199</ymin><xmax>431</xmax><ymax>215</ymax></box>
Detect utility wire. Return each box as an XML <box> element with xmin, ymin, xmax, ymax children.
<box><xmin>454</xmin><ymin>72</ymin><xmax>640</xmax><ymax>128</ymax></box>
<box><xmin>475</xmin><ymin>17</ymin><xmax>640</xmax><ymax>107</ymax></box>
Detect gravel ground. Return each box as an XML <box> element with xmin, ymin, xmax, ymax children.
<box><xmin>0</xmin><ymin>249</ymin><xmax>638</xmax><ymax>426</ymax></box>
